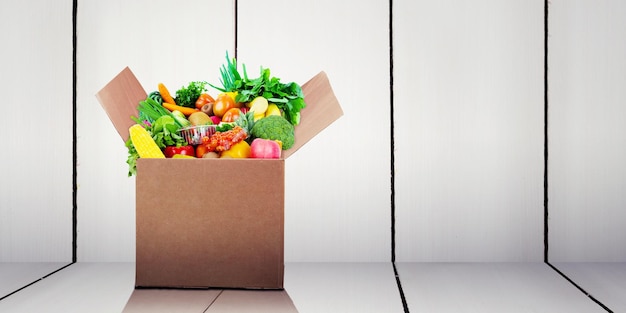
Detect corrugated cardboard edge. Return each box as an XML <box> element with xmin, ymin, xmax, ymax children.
<box><xmin>95</xmin><ymin>67</ymin><xmax>146</xmax><ymax>142</ymax></box>
<box><xmin>283</xmin><ymin>71</ymin><xmax>344</xmax><ymax>159</ymax></box>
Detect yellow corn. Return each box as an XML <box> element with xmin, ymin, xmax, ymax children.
<box><xmin>129</xmin><ymin>124</ymin><xmax>165</xmax><ymax>158</ymax></box>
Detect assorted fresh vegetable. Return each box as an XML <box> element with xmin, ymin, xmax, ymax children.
<box><xmin>210</xmin><ymin>52</ymin><xmax>306</xmax><ymax>126</ymax></box>
<box><xmin>123</xmin><ymin>53</ymin><xmax>306</xmax><ymax>176</ymax></box>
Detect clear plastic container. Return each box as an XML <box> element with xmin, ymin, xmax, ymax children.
<box><xmin>179</xmin><ymin>125</ymin><xmax>216</xmax><ymax>145</ymax></box>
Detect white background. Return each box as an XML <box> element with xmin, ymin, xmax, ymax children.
<box><xmin>1</xmin><ymin>0</ymin><xmax>624</xmax><ymax>266</ymax></box>
<box><xmin>0</xmin><ymin>0</ymin><xmax>73</xmax><ymax>262</ymax></box>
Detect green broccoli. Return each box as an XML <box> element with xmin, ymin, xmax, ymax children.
<box><xmin>250</xmin><ymin>115</ymin><xmax>295</xmax><ymax>150</ymax></box>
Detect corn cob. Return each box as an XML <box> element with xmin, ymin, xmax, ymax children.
<box><xmin>129</xmin><ymin>124</ymin><xmax>165</xmax><ymax>158</ymax></box>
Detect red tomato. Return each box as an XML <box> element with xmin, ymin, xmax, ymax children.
<box><xmin>221</xmin><ymin>108</ymin><xmax>242</xmax><ymax>123</ymax></box>
<box><xmin>164</xmin><ymin>145</ymin><xmax>195</xmax><ymax>158</ymax></box>
<box><xmin>212</xmin><ymin>94</ymin><xmax>235</xmax><ymax>117</ymax></box>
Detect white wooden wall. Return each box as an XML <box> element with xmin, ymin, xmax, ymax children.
<box><xmin>237</xmin><ymin>0</ymin><xmax>392</xmax><ymax>262</ymax></box>
<box><xmin>549</xmin><ymin>0</ymin><xmax>626</xmax><ymax>262</ymax></box>
<box><xmin>3</xmin><ymin>0</ymin><xmax>624</xmax><ymax>265</ymax></box>
<box><xmin>0</xmin><ymin>0</ymin><xmax>73</xmax><ymax>262</ymax></box>
<box><xmin>76</xmin><ymin>0</ymin><xmax>235</xmax><ymax>261</ymax></box>
<box><xmin>395</xmin><ymin>0</ymin><xmax>546</xmax><ymax>262</ymax></box>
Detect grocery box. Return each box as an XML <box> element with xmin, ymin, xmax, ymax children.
<box><xmin>96</xmin><ymin>67</ymin><xmax>343</xmax><ymax>289</ymax></box>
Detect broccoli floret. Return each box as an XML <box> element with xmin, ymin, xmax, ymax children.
<box><xmin>250</xmin><ymin>115</ymin><xmax>295</xmax><ymax>150</ymax></box>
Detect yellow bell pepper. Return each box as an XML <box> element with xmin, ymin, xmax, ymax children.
<box><xmin>220</xmin><ymin>140</ymin><xmax>251</xmax><ymax>158</ymax></box>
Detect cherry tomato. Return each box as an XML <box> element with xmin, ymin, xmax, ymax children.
<box><xmin>221</xmin><ymin>108</ymin><xmax>242</xmax><ymax>123</ymax></box>
<box><xmin>212</xmin><ymin>94</ymin><xmax>235</xmax><ymax>117</ymax></box>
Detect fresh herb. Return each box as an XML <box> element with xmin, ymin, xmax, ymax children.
<box><xmin>214</xmin><ymin>51</ymin><xmax>242</xmax><ymax>92</ymax></box>
<box><xmin>210</xmin><ymin>52</ymin><xmax>306</xmax><ymax>126</ymax></box>
<box><xmin>134</xmin><ymin>97</ymin><xmax>173</xmax><ymax>124</ymax></box>
<box><xmin>215</xmin><ymin>122</ymin><xmax>235</xmax><ymax>132</ymax></box>
<box><xmin>175</xmin><ymin>81</ymin><xmax>208</xmax><ymax>108</ymax></box>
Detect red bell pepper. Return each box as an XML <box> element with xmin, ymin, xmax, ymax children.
<box><xmin>164</xmin><ymin>145</ymin><xmax>195</xmax><ymax>158</ymax></box>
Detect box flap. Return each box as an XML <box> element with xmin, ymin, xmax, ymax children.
<box><xmin>95</xmin><ymin>67</ymin><xmax>146</xmax><ymax>142</ymax></box>
<box><xmin>282</xmin><ymin>71</ymin><xmax>344</xmax><ymax>159</ymax></box>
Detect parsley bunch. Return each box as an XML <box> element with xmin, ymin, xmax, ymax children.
<box><xmin>175</xmin><ymin>81</ymin><xmax>208</xmax><ymax>108</ymax></box>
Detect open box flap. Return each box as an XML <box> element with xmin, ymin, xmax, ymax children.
<box><xmin>282</xmin><ymin>71</ymin><xmax>344</xmax><ymax>159</ymax></box>
<box><xmin>96</xmin><ymin>68</ymin><xmax>343</xmax><ymax>157</ymax></box>
<box><xmin>95</xmin><ymin>67</ymin><xmax>146</xmax><ymax>142</ymax></box>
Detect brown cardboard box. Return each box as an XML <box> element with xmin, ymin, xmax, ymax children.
<box><xmin>96</xmin><ymin>67</ymin><xmax>343</xmax><ymax>289</ymax></box>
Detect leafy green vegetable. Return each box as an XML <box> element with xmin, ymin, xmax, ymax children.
<box><xmin>175</xmin><ymin>81</ymin><xmax>207</xmax><ymax>108</ymax></box>
<box><xmin>214</xmin><ymin>51</ymin><xmax>242</xmax><ymax>92</ymax></box>
<box><xmin>125</xmin><ymin>138</ymin><xmax>139</xmax><ymax>177</ymax></box>
<box><xmin>210</xmin><ymin>52</ymin><xmax>306</xmax><ymax>126</ymax></box>
<box><xmin>215</xmin><ymin>122</ymin><xmax>235</xmax><ymax>132</ymax></box>
<box><xmin>170</xmin><ymin>110</ymin><xmax>191</xmax><ymax>128</ymax></box>
<box><xmin>133</xmin><ymin>97</ymin><xmax>179</xmax><ymax>126</ymax></box>
<box><xmin>150</xmin><ymin>115</ymin><xmax>186</xmax><ymax>149</ymax></box>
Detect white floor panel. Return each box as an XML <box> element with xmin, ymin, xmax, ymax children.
<box><xmin>0</xmin><ymin>262</ymin><xmax>70</xmax><ymax>299</ymax></box>
<box><xmin>551</xmin><ymin>262</ymin><xmax>626</xmax><ymax>312</ymax></box>
<box><xmin>397</xmin><ymin>262</ymin><xmax>607</xmax><ymax>313</ymax></box>
<box><xmin>284</xmin><ymin>262</ymin><xmax>405</xmax><ymax>313</ymax></box>
<box><xmin>0</xmin><ymin>263</ymin><xmax>135</xmax><ymax>313</ymax></box>
<box><xmin>2</xmin><ymin>262</ymin><xmax>615</xmax><ymax>313</ymax></box>
<box><xmin>0</xmin><ymin>262</ymin><xmax>403</xmax><ymax>313</ymax></box>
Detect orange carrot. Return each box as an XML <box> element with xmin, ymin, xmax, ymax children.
<box><xmin>162</xmin><ymin>102</ymin><xmax>200</xmax><ymax>116</ymax></box>
<box><xmin>158</xmin><ymin>83</ymin><xmax>176</xmax><ymax>105</ymax></box>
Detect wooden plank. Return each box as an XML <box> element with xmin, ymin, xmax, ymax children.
<box><xmin>397</xmin><ymin>263</ymin><xmax>607</xmax><ymax>312</ymax></box>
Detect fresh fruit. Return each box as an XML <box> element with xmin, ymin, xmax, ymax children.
<box><xmin>201</xmin><ymin>102</ymin><xmax>213</xmax><ymax>116</ymax></box>
<box><xmin>250</xmin><ymin>138</ymin><xmax>281</xmax><ymax>159</ymax></box>
<box><xmin>221</xmin><ymin>108</ymin><xmax>242</xmax><ymax>123</ymax></box>
<box><xmin>223</xmin><ymin>91</ymin><xmax>243</xmax><ymax>108</ymax></box>
<box><xmin>188</xmin><ymin>111</ymin><xmax>212</xmax><ymax>126</ymax></box>
<box><xmin>265</xmin><ymin>103</ymin><xmax>281</xmax><ymax>117</ymax></box>
<box><xmin>212</xmin><ymin>94</ymin><xmax>236</xmax><ymax>117</ymax></box>
<box><xmin>220</xmin><ymin>140</ymin><xmax>251</xmax><ymax>158</ymax></box>
<box><xmin>248</xmin><ymin>96</ymin><xmax>268</xmax><ymax>116</ymax></box>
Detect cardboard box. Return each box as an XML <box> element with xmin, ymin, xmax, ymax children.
<box><xmin>97</xmin><ymin>67</ymin><xmax>343</xmax><ymax>289</ymax></box>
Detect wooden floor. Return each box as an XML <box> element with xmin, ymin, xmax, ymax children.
<box><xmin>0</xmin><ymin>262</ymin><xmax>622</xmax><ymax>312</ymax></box>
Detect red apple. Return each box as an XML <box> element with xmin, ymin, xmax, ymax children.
<box><xmin>250</xmin><ymin>138</ymin><xmax>281</xmax><ymax>159</ymax></box>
